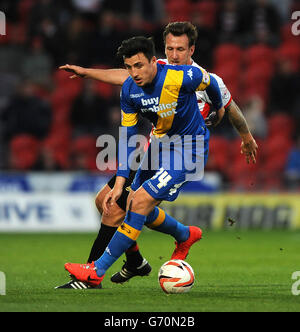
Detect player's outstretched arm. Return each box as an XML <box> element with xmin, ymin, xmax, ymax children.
<box><xmin>227</xmin><ymin>100</ymin><xmax>258</xmax><ymax>164</ymax></box>
<box><xmin>59</xmin><ymin>64</ymin><xmax>129</xmax><ymax>85</ymax></box>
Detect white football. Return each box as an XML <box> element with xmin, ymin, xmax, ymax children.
<box><xmin>158</xmin><ymin>259</ymin><xmax>195</xmax><ymax>294</ymax></box>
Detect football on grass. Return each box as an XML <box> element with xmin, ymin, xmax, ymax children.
<box><xmin>158</xmin><ymin>259</ymin><xmax>195</xmax><ymax>294</ymax></box>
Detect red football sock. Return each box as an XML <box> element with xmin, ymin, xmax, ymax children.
<box><xmin>126</xmin><ymin>243</ymin><xmax>139</xmax><ymax>254</ymax></box>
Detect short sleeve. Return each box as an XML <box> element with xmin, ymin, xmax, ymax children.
<box><xmin>183</xmin><ymin>66</ymin><xmax>211</xmax><ymax>92</ymax></box>
<box><xmin>210</xmin><ymin>73</ymin><xmax>232</xmax><ymax>108</ymax></box>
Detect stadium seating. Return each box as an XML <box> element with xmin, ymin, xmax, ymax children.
<box><xmin>241</xmin><ymin>62</ymin><xmax>274</xmax><ymax>104</ymax></box>
<box><xmin>226</xmin><ymin>147</ymin><xmax>261</xmax><ymax>191</ymax></box>
<box><xmin>165</xmin><ymin>0</ymin><xmax>192</xmax><ymax>22</ymax></box>
<box><xmin>90</xmin><ymin>65</ymin><xmax>115</xmax><ymax>99</ymax></box>
<box><xmin>53</xmin><ymin>68</ymin><xmax>73</xmax><ymax>86</ymax></box>
<box><xmin>93</xmin><ymin>80</ymin><xmax>114</xmax><ymax>100</ymax></box>
<box><xmin>18</xmin><ymin>0</ymin><xmax>35</xmax><ymax>25</ymax></box>
<box><xmin>264</xmin><ymin>135</ymin><xmax>292</xmax><ymax>158</ymax></box>
<box><xmin>50</xmin><ymin>87</ymin><xmax>74</xmax><ymax>111</ymax></box>
<box><xmin>213</xmin><ymin>63</ymin><xmax>240</xmax><ymax>99</ymax></box>
<box><xmin>9</xmin><ymin>135</ymin><xmax>40</xmax><ymax>170</ymax></box>
<box><xmin>260</xmin><ymin>155</ymin><xmax>286</xmax><ymax>191</ymax></box>
<box><xmin>267</xmin><ymin>113</ymin><xmax>295</xmax><ymax>139</ymax></box>
<box><xmin>277</xmin><ymin>42</ymin><xmax>300</xmax><ymax>71</ymax></box>
<box><xmin>2</xmin><ymin>1</ymin><xmax>298</xmax><ymax>193</ymax></box>
<box><xmin>242</xmin><ymin>84</ymin><xmax>269</xmax><ymax>106</ymax></box>
<box><xmin>243</xmin><ymin>44</ymin><xmax>275</xmax><ymax>68</ymax></box>
<box><xmin>225</xmin><ymin>136</ymin><xmax>264</xmax><ymax>191</ymax></box>
<box><xmin>213</xmin><ymin>43</ymin><xmax>243</xmax><ymax>68</ymax></box>
<box><xmin>280</xmin><ymin>23</ymin><xmax>300</xmax><ymax>44</ymax></box>
<box><xmin>42</xmin><ymin>133</ymin><xmax>71</xmax><ymax>170</ymax></box>
<box><xmin>258</xmin><ymin>135</ymin><xmax>292</xmax><ymax>191</ymax></box>
<box><xmin>230</xmin><ymin>172</ymin><xmax>261</xmax><ymax>191</ymax></box>
<box><xmin>51</xmin><ymin>105</ymin><xmax>70</xmax><ymax>126</ymax></box>
<box><xmin>52</xmin><ymin>69</ymin><xmax>83</xmax><ymax>107</ymax></box>
<box><xmin>212</xmin><ymin>43</ymin><xmax>243</xmax><ymax>99</ymax></box>
<box><xmin>265</xmin><ymin>151</ymin><xmax>289</xmax><ymax>172</ymax></box>
<box><xmin>244</xmin><ymin>62</ymin><xmax>274</xmax><ymax>84</ymax></box>
<box><xmin>192</xmin><ymin>0</ymin><xmax>218</xmax><ymax>28</ymax></box>
<box><xmin>207</xmin><ymin>136</ymin><xmax>229</xmax><ymax>171</ymax></box>
<box><xmin>70</xmin><ymin>135</ymin><xmax>99</xmax><ymax>171</ymax></box>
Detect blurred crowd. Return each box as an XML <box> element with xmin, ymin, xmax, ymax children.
<box><xmin>0</xmin><ymin>0</ymin><xmax>299</xmax><ymax>192</ymax></box>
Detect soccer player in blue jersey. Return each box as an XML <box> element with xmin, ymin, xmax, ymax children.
<box><xmin>57</xmin><ymin>22</ymin><xmax>258</xmax><ymax>289</ymax></box>
<box><xmin>64</xmin><ymin>36</ymin><xmax>226</xmax><ymax>287</ymax></box>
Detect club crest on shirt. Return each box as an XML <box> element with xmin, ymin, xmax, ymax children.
<box><xmin>164</xmin><ymin>85</ymin><xmax>180</xmax><ymax>94</ymax></box>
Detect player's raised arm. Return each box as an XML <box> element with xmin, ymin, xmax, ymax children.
<box><xmin>59</xmin><ymin>64</ymin><xmax>129</xmax><ymax>85</ymax></box>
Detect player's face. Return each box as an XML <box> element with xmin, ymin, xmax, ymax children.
<box><xmin>165</xmin><ymin>33</ymin><xmax>195</xmax><ymax>65</ymax></box>
<box><xmin>124</xmin><ymin>53</ymin><xmax>157</xmax><ymax>87</ymax></box>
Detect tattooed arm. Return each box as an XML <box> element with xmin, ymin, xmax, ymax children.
<box><xmin>227</xmin><ymin>100</ymin><xmax>258</xmax><ymax>164</ymax></box>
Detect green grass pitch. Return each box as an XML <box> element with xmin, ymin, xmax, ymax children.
<box><xmin>0</xmin><ymin>229</ymin><xmax>300</xmax><ymax>312</ymax></box>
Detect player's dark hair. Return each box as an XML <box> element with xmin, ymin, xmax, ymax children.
<box><xmin>117</xmin><ymin>36</ymin><xmax>156</xmax><ymax>62</ymax></box>
<box><xmin>163</xmin><ymin>22</ymin><xmax>198</xmax><ymax>47</ymax></box>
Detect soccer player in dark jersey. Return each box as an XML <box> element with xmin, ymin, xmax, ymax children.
<box><xmin>63</xmin><ymin>35</ymin><xmax>226</xmax><ymax>287</ymax></box>
<box><xmin>57</xmin><ymin>22</ymin><xmax>257</xmax><ymax>289</ymax></box>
